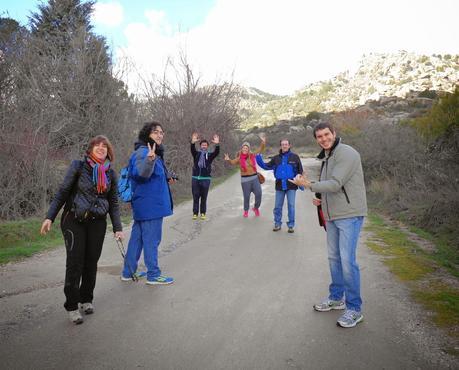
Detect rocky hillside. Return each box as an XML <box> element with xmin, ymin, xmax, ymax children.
<box><xmin>240</xmin><ymin>51</ymin><xmax>459</xmax><ymax>129</ymax></box>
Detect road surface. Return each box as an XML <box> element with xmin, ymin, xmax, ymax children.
<box><xmin>0</xmin><ymin>159</ymin><xmax>456</xmax><ymax>369</ymax></box>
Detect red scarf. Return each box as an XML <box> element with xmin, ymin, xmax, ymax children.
<box><xmin>239</xmin><ymin>152</ymin><xmax>256</xmax><ymax>172</ymax></box>
<box><xmin>87</xmin><ymin>154</ymin><xmax>110</xmax><ymax>194</ymax></box>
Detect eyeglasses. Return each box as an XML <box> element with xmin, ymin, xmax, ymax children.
<box><xmin>151</xmin><ymin>130</ymin><xmax>165</xmax><ymax>136</ymax></box>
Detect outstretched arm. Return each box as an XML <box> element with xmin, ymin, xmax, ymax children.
<box><xmin>256</xmin><ymin>154</ymin><xmax>273</xmax><ymax>170</ymax></box>
<box><xmin>209</xmin><ymin>134</ymin><xmax>220</xmax><ymax>161</ymax></box>
<box><xmin>190</xmin><ymin>132</ymin><xmax>199</xmax><ymax>157</ymax></box>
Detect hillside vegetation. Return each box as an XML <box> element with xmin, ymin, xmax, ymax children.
<box><xmin>240</xmin><ymin>51</ymin><xmax>459</xmax><ymax>129</ymax></box>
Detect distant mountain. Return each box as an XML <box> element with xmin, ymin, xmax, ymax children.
<box><xmin>240</xmin><ymin>51</ymin><xmax>459</xmax><ymax>129</ymax></box>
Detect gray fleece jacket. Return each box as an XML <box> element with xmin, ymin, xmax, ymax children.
<box><xmin>310</xmin><ymin>138</ymin><xmax>367</xmax><ymax>221</ymax></box>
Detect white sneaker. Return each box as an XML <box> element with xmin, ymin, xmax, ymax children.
<box><xmin>313</xmin><ymin>298</ymin><xmax>346</xmax><ymax>312</ymax></box>
<box><xmin>80</xmin><ymin>302</ymin><xmax>94</xmax><ymax>315</ymax></box>
<box><xmin>337</xmin><ymin>309</ymin><xmax>364</xmax><ymax>328</ymax></box>
<box><xmin>68</xmin><ymin>309</ymin><xmax>83</xmax><ymax>324</ymax></box>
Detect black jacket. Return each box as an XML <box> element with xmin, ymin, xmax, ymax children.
<box><xmin>190</xmin><ymin>143</ymin><xmax>220</xmax><ymax>177</ymax></box>
<box><xmin>46</xmin><ymin>159</ymin><xmax>122</xmax><ymax>231</ymax></box>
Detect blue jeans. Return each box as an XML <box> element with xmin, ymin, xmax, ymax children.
<box><xmin>123</xmin><ymin>218</ymin><xmax>163</xmax><ymax>281</ymax></box>
<box><xmin>273</xmin><ymin>190</ymin><xmax>296</xmax><ymax>228</ymax></box>
<box><xmin>326</xmin><ymin>216</ymin><xmax>364</xmax><ymax>312</ymax></box>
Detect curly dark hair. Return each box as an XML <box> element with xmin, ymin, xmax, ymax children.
<box><xmin>199</xmin><ymin>139</ymin><xmax>209</xmax><ymax>146</ymax></box>
<box><xmin>138</xmin><ymin>121</ymin><xmax>164</xmax><ymax>143</ymax></box>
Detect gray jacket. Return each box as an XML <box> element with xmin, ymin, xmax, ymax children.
<box><xmin>310</xmin><ymin>138</ymin><xmax>367</xmax><ymax>221</ymax></box>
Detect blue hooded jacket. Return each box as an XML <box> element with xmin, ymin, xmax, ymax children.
<box><xmin>256</xmin><ymin>150</ymin><xmax>303</xmax><ymax>191</ymax></box>
<box><xmin>129</xmin><ymin>142</ymin><xmax>173</xmax><ymax>221</ymax></box>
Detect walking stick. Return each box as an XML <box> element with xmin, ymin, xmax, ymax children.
<box><xmin>115</xmin><ymin>238</ymin><xmax>138</xmax><ymax>282</ymax></box>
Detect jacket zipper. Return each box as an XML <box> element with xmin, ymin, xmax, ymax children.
<box><xmin>323</xmin><ymin>159</ymin><xmax>331</xmax><ymax>219</ymax></box>
<box><xmin>342</xmin><ymin>186</ymin><xmax>350</xmax><ymax>204</ymax></box>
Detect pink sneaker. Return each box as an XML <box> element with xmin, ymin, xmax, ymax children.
<box><xmin>243</xmin><ymin>210</ymin><xmax>249</xmax><ymax>218</ymax></box>
<box><xmin>253</xmin><ymin>208</ymin><xmax>260</xmax><ymax>217</ymax></box>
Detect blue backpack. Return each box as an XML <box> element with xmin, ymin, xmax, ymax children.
<box><xmin>118</xmin><ymin>164</ymin><xmax>132</xmax><ymax>202</ymax></box>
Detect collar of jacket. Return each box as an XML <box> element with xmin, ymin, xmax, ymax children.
<box><xmin>317</xmin><ymin>137</ymin><xmax>341</xmax><ymax>160</ymax></box>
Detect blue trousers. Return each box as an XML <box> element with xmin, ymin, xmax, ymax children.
<box><xmin>326</xmin><ymin>216</ymin><xmax>364</xmax><ymax>312</ymax></box>
<box><xmin>123</xmin><ymin>218</ymin><xmax>163</xmax><ymax>281</ymax></box>
<box><xmin>273</xmin><ymin>189</ymin><xmax>296</xmax><ymax>228</ymax></box>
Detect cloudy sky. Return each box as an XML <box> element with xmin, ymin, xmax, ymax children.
<box><xmin>4</xmin><ymin>0</ymin><xmax>459</xmax><ymax>95</ymax></box>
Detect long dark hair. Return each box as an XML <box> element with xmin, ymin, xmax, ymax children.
<box><xmin>138</xmin><ymin>121</ymin><xmax>163</xmax><ymax>143</ymax></box>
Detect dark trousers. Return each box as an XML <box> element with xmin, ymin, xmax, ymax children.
<box><xmin>192</xmin><ymin>178</ymin><xmax>211</xmax><ymax>215</ymax></box>
<box><xmin>61</xmin><ymin>211</ymin><xmax>107</xmax><ymax>311</ymax></box>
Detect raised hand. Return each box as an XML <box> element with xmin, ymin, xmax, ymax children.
<box><xmin>224</xmin><ymin>153</ymin><xmax>230</xmax><ymax>161</ymax></box>
<box><xmin>259</xmin><ymin>133</ymin><xmax>266</xmax><ymax>144</ymax></box>
<box><xmin>212</xmin><ymin>134</ymin><xmax>220</xmax><ymax>144</ymax></box>
<box><xmin>191</xmin><ymin>132</ymin><xmax>199</xmax><ymax>144</ymax></box>
<box><xmin>147</xmin><ymin>142</ymin><xmax>156</xmax><ymax>161</ymax></box>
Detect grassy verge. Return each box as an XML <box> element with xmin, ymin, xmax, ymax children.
<box><xmin>0</xmin><ymin>218</ymin><xmax>63</xmax><ymax>264</ymax></box>
<box><xmin>365</xmin><ymin>213</ymin><xmax>459</xmax><ymax>341</ymax></box>
<box><xmin>1</xmin><ymin>170</ymin><xmax>239</xmax><ymax>265</ymax></box>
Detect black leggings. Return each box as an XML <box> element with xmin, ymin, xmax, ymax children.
<box><xmin>192</xmin><ymin>178</ymin><xmax>211</xmax><ymax>215</ymax></box>
<box><xmin>61</xmin><ymin>211</ymin><xmax>107</xmax><ymax>311</ymax></box>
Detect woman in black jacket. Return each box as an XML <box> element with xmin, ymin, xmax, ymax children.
<box><xmin>40</xmin><ymin>135</ymin><xmax>124</xmax><ymax>325</ymax></box>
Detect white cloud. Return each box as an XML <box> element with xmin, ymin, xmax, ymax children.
<box><xmin>117</xmin><ymin>0</ymin><xmax>459</xmax><ymax>95</ymax></box>
<box><xmin>92</xmin><ymin>2</ymin><xmax>124</xmax><ymax>27</ymax></box>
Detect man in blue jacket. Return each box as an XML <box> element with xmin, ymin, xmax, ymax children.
<box><xmin>121</xmin><ymin>121</ymin><xmax>174</xmax><ymax>285</ymax></box>
<box><xmin>257</xmin><ymin>139</ymin><xmax>303</xmax><ymax>233</ymax></box>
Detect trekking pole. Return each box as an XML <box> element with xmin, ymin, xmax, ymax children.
<box><xmin>115</xmin><ymin>237</ymin><xmax>138</xmax><ymax>282</ymax></box>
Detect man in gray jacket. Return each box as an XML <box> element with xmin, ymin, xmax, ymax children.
<box><xmin>290</xmin><ymin>122</ymin><xmax>367</xmax><ymax>328</ymax></box>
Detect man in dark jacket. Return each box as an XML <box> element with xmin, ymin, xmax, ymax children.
<box><xmin>190</xmin><ymin>132</ymin><xmax>220</xmax><ymax>220</ymax></box>
<box><xmin>257</xmin><ymin>139</ymin><xmax>303</xmax><ymax>233</ymax></box>
<box><xmin>121</xmin><ymin>121</ymin><xmax>175</xmax><ymax>285</ymax></box>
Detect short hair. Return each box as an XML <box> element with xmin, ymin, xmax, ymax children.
<box><xmin>279</xmin><ymin>139</ymin><xmax>290</xmax><ymax>145</ymax></box>
<box><xmin>86</xmin><ymin>135</ymin><xmax>115</xmax><ymax>162</ymax></box>
<box><xmin>200</xmin><ymin>139</ymin><xmax>209</xmax><ymax>146</ymax></box>
<box><xmin>138</xmin><ymin>121</ymin><xmax>163</xmax><ymax>143</ymax></box>
<box><xmin>313</xmin><ymin>122</ymin><xmax>335</xmax><ymax>138</ymax></box>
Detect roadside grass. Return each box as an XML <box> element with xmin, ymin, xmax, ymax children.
<box><xmin>0</xmin><ymin>218</ymin><xmax>63</xmax><ymax>264</ymax></box>
<box><xmin>365</xmin><ymin>213</ymin><xmax>459</xmax><ymax>339</ymax></box>
<box><xmin>0</xmin><ymin>169</ymin><xmax>239</xmax><ymax>265</ymax></box>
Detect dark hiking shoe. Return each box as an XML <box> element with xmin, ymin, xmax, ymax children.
<box><xmin>273</xmin><ymin>225</ymin><xmax>281</xmax><ymax>231</ymax></box>
<box><xmin>288</xmin><ymin>227</ymin><xmax>294</xmax><ymax>233</ymax></box>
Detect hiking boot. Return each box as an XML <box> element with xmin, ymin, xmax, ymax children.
<box><xmin>273</xmin><ymin>225</ymin><xmax>281</xmax><ymax>231</ymax></box>
<box><xmin>313</xmin><ymin>298</ymin><xmax>345</xmax><ymax>312</ymax></box>
<box><xmin>200</xmin><ymin>213</ymin><xmax>206</xmax><ymax>220</ymax></box>
<box><xmin>146</xmin><ymin>275</ymin><xmax>174</xmax><ymax>285</ymax></box>
<box><xmin>243</xmin><ymin>211</ymin><xmax>249</xmax><ymax>218</ymax></box>
<box><xmin>337</xmin><ymin>309</ymin><xmax>364</xmax><ymax>328</ymax></box>
<box><xmin>80</xmin><ymin>302</ymin><xmax>94</xmax><ymax>315</ymax></box>
<box><xmin>288</xmin><ymin>227</ymin><xmax>294</xmax><ymax>233</ymax></box>
<box><xmin>253</xmin><ymin>208</ymin><xmax>260</xmax><ymax>217</ymax></box>
<box><xmin>68</xmin><ymin>309</ymin><xmax>83</xmax><ymax>324</ymax></box>
<box><xmin>192</xmin><ymin>214</ymin><xmax>198</xmax><ymax>220</ymax></box>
